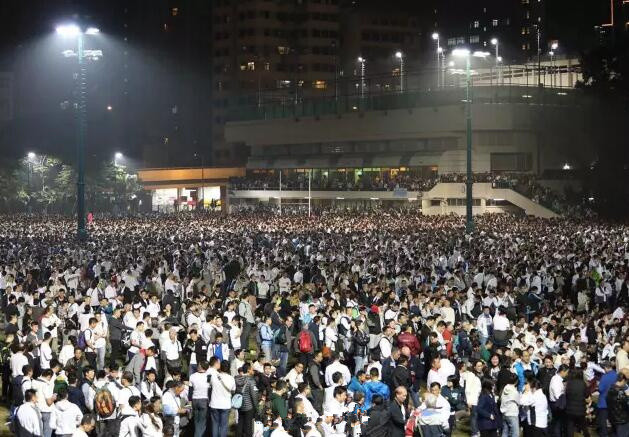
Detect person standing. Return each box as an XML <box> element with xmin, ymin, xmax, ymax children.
<box><xmin>606</xmin><ymin>373</ymin><xmax>629</xmax><ymax>437</ymax></box>
<box><xmin>209</xmin><ymin>360</ymin><xmax>235</xmax><ymax>437</ymax></box>
<box><xmin>238</xmin><ymin>293</ymin><xmax>255</xmax><ymax>351</ymax></box>
<box><xmin>477</xmin><ymin>381</ymin><xmax>500</xmax><ymax>437</ymax></box>
<box><xmin>54</xmin><ymin>388</ymin><xmax>83</xmax><ymax>437</ymax></box>
<box><xmin>17</xmin><ymin>389</ymin><xmax>43</xmax><ymax>437</ymax></box>
<box><xmin>235</xmin><ymin>363</ymin><xmax>259</xmax><ymax>437</ymax></box>
<box><xmin>108</xmin><ymin>308</ymin><xmax>128</xmax><ymax>369</ymax></box>
<box><xmin>564</xmin><ymin>369</ymin><xmax>589</xmax><ymax>437</ymax></box>
<box><xmin>549</xmin><ymin>364</ymin><xmax>569</xmax><ymax>437</ymax></box>
<box><xmin>32</xmin><ymin>368</ymin><xmax>56</xmax><ymax>437</ymax></box>
<box><xmin>597</xmin><ymin>361</ymin><xmax>617</xmax><ymax>437</ymax></box>
<box><xmin>389</xmin><ymin>386</ymin><xmax>407</xmax><ymax>437</ymax></box>
<box><xmin>521</xmin><ymin>379</ymin><xmax>549</xmax><ymax>436</ymax></box>
<box><xmin>499</xmin><ymin>373</ymin><xmax>520</xmax><ymax>437</ymax></box>
<box><xmin>72</xmin><ymin>415</ymin><xmax>96</xmax><ymax>437</ymax></box>
<box><xmin>189</xmin><ymin>361</ymin><xmax>210</xmax><ymax>437</ymax></box>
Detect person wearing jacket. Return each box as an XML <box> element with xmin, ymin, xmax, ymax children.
<box><xmin>462</xmin><ymin>362</ymin><xmax>482</xmax><ymax>437</ymax></box>
<box><xmin>597</xmin><ymin>362</ymin><xmax>617</xmax><ymax>437</ymax></box>
<box><xmin>271</xmin><ymin>380</ymin><xmax>289</xmax><ymax>421</ymax></box>
<box><xmin>389</xmin><ymin>386</ymin><xmax>408</xmax><ymax>437</ymax></box>
<box><xmin>564</xmin><ymin>369</ymin><xmax>589</xmax><ymax>437</ymax></box>
<box><xmin>347</xmin><ymin>370</ymin><xmax>367</xmax><ymax>397</ymax></box>
<box><xmin>397</xmin><ymin>324</ymin><xmax>421</xmax><ymax>357</ymax></box>
<box><xmin>126</xmin><ymin>346</ymin><xmax>157</xmax><ymax>388</ymax></box>
<box><xmin>513</xmin><ymin>350</ymin><xmax>539</xmax><ymax>392</ymax></box>
<box><xmin>477</xmin><ymin>380</ymin><xmax>501</xmax><ymax>437</ymax></box>
<box><xmin>54</xmin><ymin>388</ymin><xmax>83</xmax><ymax>437</ymax></box>
<box><xmin>363</xmin><ymin>367</ymin><xmax>390</xmax><ymax>410</ymax></box>
<box><xmin>606</xmin><ymin>373</ymin><xmax>629</xmax><ymax>437</ymax></box>
<box><xmin>499</xmin><ymin>373</ymin><xmax>520</xmax><ymax>437</ymax></box>
<box><xmin>391</xmin><ymin>355</ymin><xmax>411</xmax><ymax>394</ymax></box>
<box><xmin>108</xmin><ymin>307</ymin><xmax>130</xmax><ymax>369</ymax></box>
<box><xmin>352</xmin><ymin>321</ymin><xmax>369</xmax><ymax>375</ymax></box>
<box><xmin>442</xmin><ymin>375</ymin><xmax>467</xmax><ymax>432</ymax></box>
<box><xmin>235</xmin><ymin>363</ymin><xmax>260</xmax><ymax>437</ymax></box>
<box><xmin>307</xmin><ymin>351</ymin><xmax>325</xmax><ymax>414</ymax></box>
<box><xmin>361</xmin><ymin>395</ymin><xmax>391</xmax><ymax>437</ymax></box>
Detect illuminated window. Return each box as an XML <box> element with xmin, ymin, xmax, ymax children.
<box><xmin>172</xmin><ymin>7</ymin><xmax>179</xmax><ymax>16</ymax></box>
<box><xmin>473</xmin><ymin>20</ymin><xmax>479</xmax><ymax>28</ymax></box>
<box><xmin>264</xmin><ymin>62</ymin><xmax>270</xmax><ymax>71</ymax></box>
<box><xmin>470</xmin><ymin>35</ymin><xmax>480</xmax><ymax>43</ymax></box>
<box><xmin>247</xmin><ymin>61</ymin><xmax>255</xmax><ymax>70</ymax></box>
<box><xmin>277</xmin><ymin>46</ymin><xmax>290</xmax><ymax>54</ymax></box>
<box><xmin>492</xmin><ymin>19</ymin><xmax>498</xmax><ymax>27</ymax></box>
<box><xmin>313</xmin><ymin>80</ymin><xmax>327</xmax><ymax>89</ymax></box>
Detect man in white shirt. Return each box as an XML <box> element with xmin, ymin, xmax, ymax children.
<box><xmin>210</xmin><ymin>361</ymin><xmax>235</xmax><ymax>437</ymax></box>
<box><xmin>39</xmin><ymin>333</ymin><xmax>54</xmax><ymax>370</ymax></box>
<box><xmin>189</xmin><ymin>361</ymin><xmax>211</xmax><ymax>437</ymax></box>
<box><xmin>72</xmin><ymin>414</ymin><xmax>96</xmax><ymax>437</ymax></box>
<box><xmin>427</xmin><ymin>357</ymin><xmax>448</xmax><ymax>388</ymax></box>
<box><xmin>11</xmin><ymin>345</ymin><xmax>30</xmax><ymax>378</ymax></box>
<box><xmin>324</xmin><ymin>355</ymin><xmax>351</xmax><ymax>387</ymax></box>
<box><xmin>118</xmin><ymin>372</ymin><xmax>141</xmax><ymax>416</ymax></box>
<box><xmin>163</xmin><ymin>381</ymin><xmax>189</xmax><ymax>437</ymax></box>
<box><xmin>17</xmin><ymin>389</ymin><xmax>43</xmax><ymax>437</ymax></box>
<box><xmin>32</xmin><ymin>369</ymin><xmax>56</xmax><ymax>437</ymax></box>
<box><xmin>140</xmin><ymin>370</ymin><xmax>163</xmax><ymax>400</ymax></box>
<box><xmin>549</xmin><ymin>365</ymin><xmax>569</xmax><ymax>437</ymax></box>
<box><xmin>118</xmin><ymin>395</ymin><xmax>143</xmax><ymax>437</ymax></box>
<box><xmin>492</xmin><ymin>308</ymin><xmax>511</xmax><ymax>347</ymax></box>
<box><xmin>54</xmin><ymin>387</ymin><xmax>83</xmax><ymax>437</ymax></box>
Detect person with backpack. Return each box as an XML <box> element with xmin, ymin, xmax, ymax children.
<box><xmin>16</xmin><ymin>389</ymin><xmax>42</xmax><ymax>437</ymax></box>
<box><xmin>32</xmin><ymin>368</ymin><xmax>56</xmax><ymax>437</ymax></box>
<box><xmin>296</xmin><ymin>323</ymin><xmax>317</xmax><ymax>366</ymax></box>
<box><xmin>80</xmin><ymin>318</ymin><xmax>98</xmax><ymax>370</ymax></box>
<box><xmin>11</xmin><ymin>364</ymin><xmax>33</xmax><ymax>410</ymax></box>
<box><xmin>235</xmin><ymin>363</ymin><xmax>259</xmax><ymax>437</ymax></box>
<box><xmin>118</xmin><ymin>395</ymin><xmax>143</xmax><ymax>437</ymax></box>
<box><xmin>209</xmin><ymin>360</ymin><xmax>235</xmax><ymax>437</ymax></box>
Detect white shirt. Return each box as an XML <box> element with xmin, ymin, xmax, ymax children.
<box><xmin>119</xmin><ymin>412</ymin><xmax>142</xmax><ymax>437</ymax></box>
<box><xmin>189</xmin><ymin>371</ymin><xmax>211</xmax><ymax>400</ymax></box>
<box><xmin>427</xmin><ymin>369</ymin><xmax>447</xmax><ymax>388</ymax></box>
<box><xmin>17</xmin><ymin>403</ymin><xmax>42</xmax><ymax>436</ymax></box>
<box><xmin>11</xmin><ymin>352</ymin><xmax>29</xmax><ymax>378</ymax></box>
<box><xmin>325</xmin><ymin>361</ymin><xmax>351</xmax><ymax>387</ymax></box>
<box><xmin>118</xmin><ymin>385</ymin><xmax>141</xmax><ymax>415</ymax></box>
<box><xmin>548</xmin><ymin>374</ymin><xmax>564</xmax><ymax>402</ymax></box>
<box><xmin>162</xmin><ymin>390</ymin><xmax>183</xmax><ymax>425</ymax></box>
<box><xmin>140</xmin><ymin>413</ymin><xmax>163</xmax><ymax>437</ymax></box>
<box><xmin>32</xmin><ymin>377</ymin><xmax>54</xmax><ymax>413</ymax></box>
<box><xmin>39</xmin><ymin>342</ymin><xmax>53</xmax><ymax>369</ymax></box>
<box><xmin>140</xmin><ymin>380</ymin><xmax>163</xmax><ymax>400</ymax></box>
<box><xmin>493</xmin><ymin>314</ymin><xmax>510</xmax><ymax>331</ymax></box>
<box><xmin>162</xmin><ymin>339</ymin><xmax>182</xmax><ymax>361</ymax></box>
<box><xmin>379</xmin><ymin>336</ymin><xmax>392</xmax><ymax>359</ymax></box>
<box><xmin>210</xmin><ymin>372</ymin><xmax>235</xmax><ymax>410</ymax></box>
<box><xmin>521</xmin><ymin>389</ymin><xmax>549</xmax><ymax>428</ymax></box>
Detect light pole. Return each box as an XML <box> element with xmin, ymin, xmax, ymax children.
<box><xmin>357</xmin><ymin>57</ymin><xmax>366</xmax><ymax>99</ymax></box>
<box><xmin>491</xmin><ymin>38</ymin><xmax>500</xmax><ymax>84</ymax></box>
<box><xmin>56</xmin><ymin>23</ymin><xmax>101</xmax><ymax>241</ymax></box>
<box><xmin>432</xmin><ymin>33</ymin><xmax>441</xmax><ymax>88</ymax></box>
<box><xmin>26</xmin><ymin>152</ymin><xmax>36</xmax><ymax>189</ymax></box>
<box><xmin>452</xmin><ymin>49</ymin><xmax>489</xmax><ymax>233</ymax></box>
<box><xmin>550</xmin><ymin>42</ymin><xmax>558</xmax><ymax>87</ymax></box>
<box><xmin>395</xmin><ymin>51</ymin><xmax>404</xmax><ymax>92</ymax></box>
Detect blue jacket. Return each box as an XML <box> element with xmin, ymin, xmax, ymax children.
<box><xmin>348</xmin><ymin>376</ymin><xmax>366</xmax><ymax>396</ymax></box>
<box><xmin>477</xmin><ymin>393</ymin><xmax>501</xmax><ymax>431</ymax></box>
<box><xmin>598</xmin><ymin>370</ymin><xmax>617</xmax><ymax>409</ymax></box>
<box><xmin>514</xmin><ymin>361</ymin><xmax>539</xmax><ymax>392</ymax></box>
<box><xmin>363</xmin><ymin>380</ymin><xmax>390</xmax><ymax>410</ymax></box>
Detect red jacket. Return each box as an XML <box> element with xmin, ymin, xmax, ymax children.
<box><xmin>397</xmin><ymin>332</ymin><xmax>421</xmax><ymax>356</ymax></box>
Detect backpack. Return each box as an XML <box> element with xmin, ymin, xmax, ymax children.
<box><xmin>273</xmin><ymin>328</ymin><xmax>287</xmax><ymax>345</ymax></box>
<box><xmin>9</xmin><ymin>404</ymin><xmax>26</xmax><ymax>436</ymax></box>
<box><xmin>337</xmin><ymin>316</ymin><xmax>350</xmax><ymax>337</ymax></box>
<box><xmin>11</xmin><ymin>375</ymin><xmax>26</xmax><ymax>406</ymax></box>
<box><xmin>77</xmin><ymin>329</ymin><xmax>90</xmax><ymax>350</ymax></box>
<box><xmin>94</xmin><ymin>385</ymin><xmax>116</xmax><ymax>418</ymax></box>
<box><xmin>232</xmin><ymin>378</ymin><xmax>246</xmax><ymax>409</ymax></box>
<box><xmin>298</xmin><ymin>331</ymin><xmax>313</xmax><ymax>354</ymax></box>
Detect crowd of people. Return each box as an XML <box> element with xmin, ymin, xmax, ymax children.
<box><xmin>1</xmin><ymin>211</ymin><xmax>628</xmax><ymax>437</ymax></box>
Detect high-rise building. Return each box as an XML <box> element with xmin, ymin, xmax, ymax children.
<box><xmin>211</xmin><ymin>0</ymin><xmax>341</xmax><ymax>165</ymax></box>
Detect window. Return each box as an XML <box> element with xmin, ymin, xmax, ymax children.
<box><xmin>447</xmin><ymin>37</ymin><xmax>457</xmax><ymax>46</ymax></box>
<box><xmin>247</xmin><ymin>62</ymin><xmax>255</xmax><ymax>71</ymax></box>
<box><xmin>313</xmin><ymin>80</ymin><xmax>327</xmax><ymax>89</ymax></box>
<box><xmin>492</xmin><ymin>19</ymin><xmax>498</xmax><ymax>27</ymax></box>
<box><xmin>277</xmin><ymin>46</ymin><xmax>290</xmax><ymax>55</ymax></box>
<box><xmin>473</xmin><ymin>20</ymin><xmax>480</xmax><ymax>28</ymax></box>
<box><xmin>470</xmin><ymin>35</ymin><xmax>480</xmax><ymax>43</ymax></box>
<box><xmin>457</xmin><ymin>36</ymin><xmax>465</xmax><ymax>44</ymax></box>
<box><xmin>171</xmin><ymin>7</ymin><xmax>179</xmax><ymax>16</ymax></box>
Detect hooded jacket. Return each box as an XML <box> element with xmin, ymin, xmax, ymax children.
<box><xmin>55</xmin><ymin>399</ymin><xmax>83</xmax><ymax>435</ymax></box>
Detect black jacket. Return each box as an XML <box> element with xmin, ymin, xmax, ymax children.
<box><xmin>607</xmin><ymin>385</ymin><xmax>629</xmax><ymax>425</ymax></box>
<box><xmin>361</xmin><ymin>404</ymin><xmax>391</xmax><ymax>437</ymax></box>
<box><xmin>352</xmin><ymin>329</ymin><xmax>369</xmax><ymax>358</ymax></box>
<box><xmin>391</xmin><ymin>365</ymin><xmax>411</xmax><ymax>391</ymax></box>
<box><xmin>565</xmin><ymin>378</ymin><xmax>587</xmax><ymax>417</ymax></box>
<box><xmin>389</xmin><ymin>400</ymin><xmax>407</xmax><ymax>437</ymax></box>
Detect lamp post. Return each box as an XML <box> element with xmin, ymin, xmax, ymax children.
<box><xmin>56</xmin><ymin>23</ymin><xmax>100</xmax><ymax>241</ymax></box>
<box><xmin>452</xmin><ymin>49</ymin><xmax>489</xmax><ymax>233</ymax></box>
<box><xmin>432</xmin><ymin>33</ymin><xmax>441</xmax><ymax>88</ymax></box>
<box><xmin>550</xmin><ymin>42</ymin><xmax>558</xmax><ymax>88</ymax></box>
<box><xmin>395</xmin><ymin>51</ymin><xmax>404</xmax><ymax>92</ymax></box>
<box><xmin>491</xmin><ymin>38</ymin><xmax>500</xmax><ymax>84</ymax></box>
<box><xmin>357</xmin><ymin>57</ymin><xmax>366</xmax><ymax>99</ymax></box>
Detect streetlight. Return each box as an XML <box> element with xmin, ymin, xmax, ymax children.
<box><xmin>395</xmin><ymin>51</ymin><xmax>404</xmax><ymax>92</ymax></box>
<box><xmin>114</xmin><ymin>152</ymin><xmax>123</xmax><ymax>166</ymax></box>
<box><xmin>106</xmin><ymin>105</ymin><xmax>112</xmax><ymax>111</ymax></box>
<box><xmin>56</xmin><ymin>23</ymin><xmax>101</xmax><ymax>241</ymax></box>
<box><xmin>357</xmin><ymin>57</ymin><xmax>366</xmax><ymax>99</ymax></box>
<box><xmin>432</xmin><ymin>33</ymin><xmax>441</xmax><ymax>87</ymax></box>
<box><xmin>27</xmin><ymin>152</ymin><xmax>36</xmax><ymax>160</ymax></box>
<box><xmin>491</xmin><ymin>38</ymin><xmax>501</xmax><ymax>84</ymax></box>
<box><xmin>452</xmin><ymin>48</ymin><xmax>489</xmax><ymax>233</ymax></box>
<box><xmin>550</xmin><ymin>42</ymin><xmax>559</xmax><ymax>88</ymax></box>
